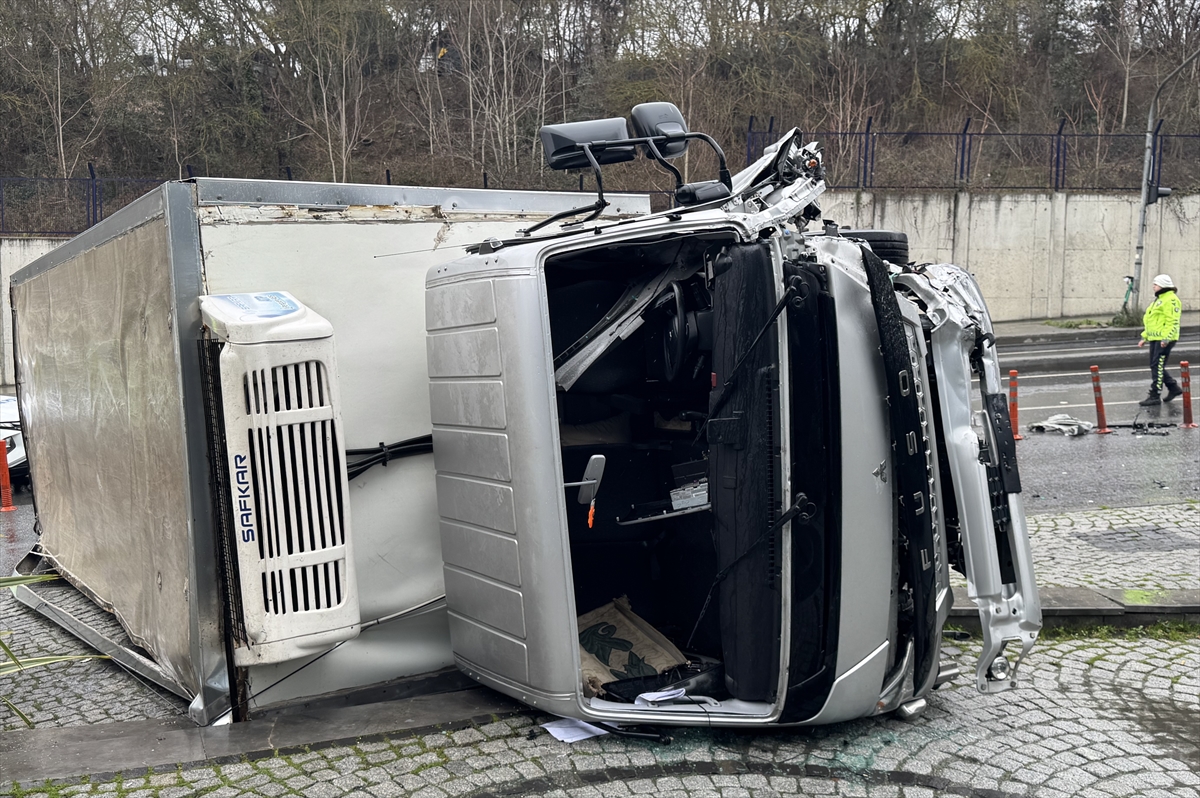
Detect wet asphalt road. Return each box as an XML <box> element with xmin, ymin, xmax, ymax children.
<box><xmin>1000</xmin><ymin>364</ymin><xmax>1199</xmax><ymax>514</ymax></box>
<box><xmin>0</xmin><ymin>486</ymin><xmax>35</xmax><ymax>578</ymax></box>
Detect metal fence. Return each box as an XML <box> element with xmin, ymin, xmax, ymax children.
<box><xmin>5</xmin><ymin>125</ymin><xmax>1198</xmax><ymax>237</ymax></box>
<box><xmin>746</xmin><ymin>116</ymin><xmax>1200</xmax><ymax>192</ymax></box>
<box><xmin>0</xmin><ymin>166</ymin><xmax>681</xmax><ymax>236</ymax></box>
<box><xmin>0</xmin><ymin>166</ymin><xmax>161</xmax><ymax>236</ymax></box>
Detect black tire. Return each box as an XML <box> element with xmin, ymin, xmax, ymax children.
<box><xmin>841</xmin><ymin>229</ymin><xmax>910</xmax><ymax>265</ymax></box>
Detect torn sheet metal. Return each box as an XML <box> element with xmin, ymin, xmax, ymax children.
<box><xmin>554</xmin><ymin>261</ymin><xmax>700</xmax><ymax>391</ymax></box>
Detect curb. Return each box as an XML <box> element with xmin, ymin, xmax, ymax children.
<box><xmin>949</xmin><ymin>586</ymin><xmax>1200</xmax><ymax>632</ymax></box>
<box><xmin>993</xmin><ymin>326</ymin><xmax>1198</xmax><ymax>347</ymax></box>
<box><xmin>0</xmin><ymin>686</ymin><xmax>525</xmax><ymax>789</ymax></box>
<box><xmin>4</xmin><ymin>589</ymin><xmax>1196</xmax><ymax>789</ymax></box>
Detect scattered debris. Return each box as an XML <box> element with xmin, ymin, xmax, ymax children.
<box><xmin>541</xmin><ymin>717</ymin><xmax>609</xmax><ymax>743</ymax></box>
<box><xmin>1028</xmin><ymin>414</ymin><xmax>1094</xmax><ymax>436</ymax></box>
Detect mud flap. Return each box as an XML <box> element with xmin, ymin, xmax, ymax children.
<box><xmin>708</xmin><ymin>242</ymin><xmax>781</xmax><ymax>702</ymax></box>
<box><xmin>859</xmin><ymin>247</ymin><xmax>938</xmax><ymax>692</ymax></box>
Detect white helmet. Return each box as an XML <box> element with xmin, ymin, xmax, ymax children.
<box><xmin>1152</xmin><ymin>274</ymin><xmax>1175</xmax><ymax>289</ymax></box>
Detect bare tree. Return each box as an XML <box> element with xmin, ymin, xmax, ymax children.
<box><xmin>0</xmin><ymin>0</ymin><xmax>138</xmax><ymax>179</ymax></box>
<box><xmin>261</xmin><ymin>0</ymin><xmax>385</xmax><ymax>182</ymax></box>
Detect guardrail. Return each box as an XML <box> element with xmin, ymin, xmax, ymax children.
<box><xmin>746</xmin><ymin>116</ymin><xmax>1200</xmax><ymax>192</ymax></box>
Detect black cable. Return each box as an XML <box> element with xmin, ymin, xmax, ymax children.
<box><xmin>345</xmin><ymin>435</ymin><xmax>432</xmax><ymax>480</ymax></box>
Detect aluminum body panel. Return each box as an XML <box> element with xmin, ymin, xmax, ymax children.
<box><xmin>192</xmin><ymin>178</ymin><xmax>650</xmax><ymax>218</ymax></box>
<box><xmin>165</xmin><ymin>181</ymin><xmax>232</xmax><ymax>724</ymax></box>
<box><xmin>12</xmin><ymin>180</ymin><xmax>610</xmax><ymax>720</ymax></box>
<box><xmin>9</xmin><ymin>188</ymin><xmax>169</xmax><ymax>287</ymax></box>
<box><xmin>11</xmin><ymin>191</ymin><xmax>201</xmax><ymax>696</ymax></box>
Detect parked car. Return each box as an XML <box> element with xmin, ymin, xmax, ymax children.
<box><xmin>0</xmin><ymin>395</ymin><xmax>27</xmax><ymax>479</ymax></box>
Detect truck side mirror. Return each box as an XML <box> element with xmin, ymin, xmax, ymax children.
<box><xmin>539</xmin><ymin>119</ymin><xmax>637</xmax><ymax>170</ymax></box>
<box><xmin>630</xmin><ymin>102</ymin><xmax>690</xmax><ymax>159</ymax></box>
<box><xmin>565</xmin><ymin>454</ymin><xmax>606</xmax><ymax>505</ymax></box>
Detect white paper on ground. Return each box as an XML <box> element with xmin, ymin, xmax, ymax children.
<box><xmin>634</xmin><ymin>687</ymin><xmax>687</xmax><ymax>706</ymax></box>
<box><xmin>541</xmin><ymin>717</ymin><xmax>610</xmax><ymax>743</ymax></box>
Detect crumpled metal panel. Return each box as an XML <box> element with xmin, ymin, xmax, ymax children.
<box><xmin>13</xmin><ymin>214</ymin><xmax>198</xmax><ymax>694</ymax></box>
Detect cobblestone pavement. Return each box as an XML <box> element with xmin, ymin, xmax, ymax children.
<box><xmin>0</xmin><ymin>583</ymin><xmax>190</xmax><ymax>732</ymax></box>
<box><xmin>3</xmin><ymin>504</ymin><xmax>1195</xmax><ymax>735</ymax></box>
<box><xmin>951</xmin><ymin>502</ymin><xmax>1200</xmax><ymax>591</ymax></box>
<box><xmin>3</xmin><ymin>503</ymin><xmax>1199</xmax><ymax>796</ymax></box>
<box><xmin>4</xmin><ymin>636</ymin><xmax>1198</xmax><ymax>798</ymax></box>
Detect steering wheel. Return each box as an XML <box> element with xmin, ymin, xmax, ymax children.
<box><xmin>662</xmin><ymin>282</ymin><xmax>688</xmax><ymax>382</ymax></box>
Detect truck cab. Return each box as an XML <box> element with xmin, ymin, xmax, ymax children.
<box><xmin>425</xmin><ymin>103</ymin><xmax>1041</xmax><ymax>726</ymax></box>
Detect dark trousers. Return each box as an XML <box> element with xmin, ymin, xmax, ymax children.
<box><xmin>1148</xmin><ymin>340</ymin><xmax>1179</xmax><ymax>393</ymax></box>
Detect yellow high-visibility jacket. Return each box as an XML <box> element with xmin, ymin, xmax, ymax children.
<box><xmin>1142</xmin><ymin>289</ymin><xmax>1181</xmax><ymax>342</ymax></box>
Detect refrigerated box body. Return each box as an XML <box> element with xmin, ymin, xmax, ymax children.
<box><xmin>10</xmin><ymin>178</ymin><xmax>648</xmax><ymax>722</ymax></box>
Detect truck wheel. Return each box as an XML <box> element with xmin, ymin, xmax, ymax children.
<box><xmin>841</xmin><ymin>229</ymin><xmax>909</xmax><ymax>265</ymax></box>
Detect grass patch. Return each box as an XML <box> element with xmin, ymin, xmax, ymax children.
<box><xmin>1044</xmin><ymin>318</ymin><xmax>1108</xmax><ymax>329</ymax></box>
<box><xmin>1041</xmin><ymin>620</ymin><xmax>1200</xmax><ymax>642</ymax></box>
<box><xmin>946</xmin><ymin>620</ymin><xmax>1200</xmax><ymax>642</ymax></box>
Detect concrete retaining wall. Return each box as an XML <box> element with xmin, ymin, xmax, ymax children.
<box><xmin>2</xmin><ymin>190</ymin><xmax>1196</xmax><ymax>382</ymax></box>
<box><xmin>822</xmin><ymin>190</ymin><xmax>1199</xmax><ymax>322</ymax></box>
<box><xmin>1</xmin><ymin>237</ymin><xmax>67</xmax><ymax>386</ymax></box>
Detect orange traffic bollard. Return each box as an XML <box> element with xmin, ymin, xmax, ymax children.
<box><xmin>0</xmin><ymin>444</ymin><xmax>16</xmax><ymax>512</ymax></box>
<box><xmin>1089</xmin><ymin>365</ymin><xmax>1113</xmax><ymax>434</ymax></box>
<box><xmin>1181</xmin><ymin>361</ymin><xmax>1198</xmax><ymax>429</ymax></box>
<box><xmin>1008</xmin><ymin>370</ymin><xmax>1024</xmax><ymax>440</ymax></box>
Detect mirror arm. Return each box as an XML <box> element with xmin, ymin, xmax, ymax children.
<box><xmin>643</xmin><ymin>139</ymin><xmax>683</xmax><ymax>189</ymax></box>
<box><xmin>577</xmin><ymin>143</ymin><xmax>609</xmax><ymax>224</ymax></box>
<box><xmin>524</xmin><ymin>129</ymin><xmax>733</xmax><ymax>237</ymax></box>
<box><xmin>687</xmin><ymin>132</ymin><xmax>733</xmax><ymax>189</ymax></box>
<box><xmin>522</xmin><ymin>143</ymin><xmax>609</xmax><ymax>236</ymax></box>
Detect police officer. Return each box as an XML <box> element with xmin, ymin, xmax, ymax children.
<box><xmin>1138</xmin><ymin>273</ymin><xmax>1183</xmax><ymax>406</ymax></box>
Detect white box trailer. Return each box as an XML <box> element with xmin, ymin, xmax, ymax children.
<box><xmin>9</xmin><ymin>178</ymin><xmax>648</xmax><ymax>723</ymax></box>
<box><xmin>12</xmin><ymin>107</ymin><xmax>1040</xmax><ymax>729</ymax></box>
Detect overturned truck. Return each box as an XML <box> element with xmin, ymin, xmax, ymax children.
<box><xmin>10</xmin><ymin>103</ymin><xmax>1039</xmax><ymax>728</ymax></box>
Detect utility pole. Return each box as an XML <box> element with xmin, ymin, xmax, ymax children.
<box><xmin>1132</xmin><ymin>47</ymin><xmax>1200</xmax><ymax>312</ymax></box>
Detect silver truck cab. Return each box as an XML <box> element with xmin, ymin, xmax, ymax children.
<box><xmin>425</xmin><ymin>104</ymin><xmax>1040</xmax><ymax>728</ymax></box>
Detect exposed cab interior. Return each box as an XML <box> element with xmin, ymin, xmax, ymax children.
<box><xmin>545</xmin><ymin>232</ymin><xmax>790</xmax><ymax>718</ymax></box>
